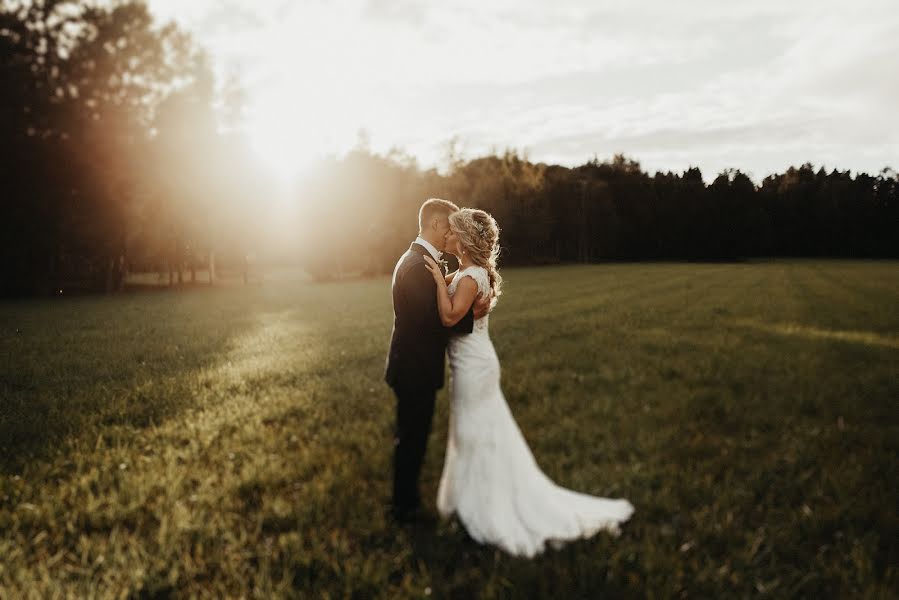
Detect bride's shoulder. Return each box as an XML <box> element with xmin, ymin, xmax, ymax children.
<box><xmin>459</xmin><ymin>264</ymin><xmax>486</xmax><ymax>272</ymax></box>
<box><xmin>460</xmin><ymin>265</ymin><xmax>488</xmax><ymax>278</ymax></box>
<box><xmin>460</xmin><ymin>265</ymin><xmax>489</xmax><ymax>291</ymax></box>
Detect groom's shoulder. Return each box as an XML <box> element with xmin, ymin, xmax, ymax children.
<box><xmin>395</xmin><ymin>250</ymin><xmax>425</xmax><ymax>279</ymax></box>
<box><xmin>399</xmin><ymin>250</ymin><xmax>424</xmax><ymax>269</ymax></box>
<box><xmin>399</xmin><ymin>246</ymin><xmax>427</xmax><ymax>266</ymax></box>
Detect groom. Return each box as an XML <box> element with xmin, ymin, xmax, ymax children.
<box><xmin>385</xmin><ymin>198</ymin><xmax>491</xmax><ymax>522</ymax></box>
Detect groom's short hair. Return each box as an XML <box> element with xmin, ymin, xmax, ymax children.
<box><xmin>419</xmin><ymin>198</ymin><xmax>460</xmax><ymax>231</ymax></box>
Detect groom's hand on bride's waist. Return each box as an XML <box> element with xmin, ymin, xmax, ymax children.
<box><xmin>473</xmin><ymin>294</ymin><xmax>492</xmax><ymax>320</ymax></box>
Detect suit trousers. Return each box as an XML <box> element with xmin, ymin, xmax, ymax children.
<box><xmin>391</xmin><ymin>383</ymin><xmax>437</xmax><ymax>513</ymax></box>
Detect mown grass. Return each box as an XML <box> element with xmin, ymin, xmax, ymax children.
<box><xmin>0</xmin><ymin>261</ymin><xmax>897</xmax><ymax>598</ymax></box>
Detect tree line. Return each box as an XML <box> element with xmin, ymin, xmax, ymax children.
<box><xmin>298</xmin><ymin>149</ymin><xmax>898</xmax><ymax>280</ymax></box>
<box><xmin>2</xmin><ymin>1</ymin><xmax>896</xmax><ymax>296</ymax></box>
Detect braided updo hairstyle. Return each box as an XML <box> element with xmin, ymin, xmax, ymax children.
<box><xmin>448</xmin><ymin>208</ymin><xmax>502</xmax><ymax>306</ymax></box>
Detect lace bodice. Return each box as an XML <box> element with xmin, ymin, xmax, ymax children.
<box><xmin>448</xmin><ymin>265</ymin><xmax>490</xmax><ymax>332</ymax></box>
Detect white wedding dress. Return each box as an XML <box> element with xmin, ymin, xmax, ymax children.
<box><xmin>437</xmin><ymin>265</ymin><xmax>634</xmax><ymax>557</ymax></box>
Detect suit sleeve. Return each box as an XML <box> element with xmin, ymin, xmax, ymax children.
<box><xmin>450</xmin><ymin>303</ymin><xmax>475</xmax><ymax>334</ymax></box>
<box><xmin>400</xmin><ymin>259</ymin><xmax>444</xmax><ymax>332</ymax></box>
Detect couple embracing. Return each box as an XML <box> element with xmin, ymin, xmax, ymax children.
<box><xmin>385</xmin><ymin>199</ymin><xmax>633</xmax><ymax>558</ymax></box>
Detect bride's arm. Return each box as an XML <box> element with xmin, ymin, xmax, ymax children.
<box><xmin>423</xmin><ymin>257</ymin><xmax>479</xmax><ymax>327</ymax></box>
<box><xmin>445</xmin><ymin>270</ymin><xmax>457</xmax><ymax>285</ymax></box>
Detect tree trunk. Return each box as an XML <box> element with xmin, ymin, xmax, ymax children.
<box><xmin>49</xmin><ymin>247</ymin><xmax>59</xmax><ymax>295</ymax></box>
<box><xmin>105</xmin><ymin>256</ymin><xmax>115</xmax><ymax>293</ymax></box>
<box><xmin>176</xmin><ymin>239</ymin><xmax>183</xmax><ymax>285</ymax></box>
<box><xmin>116</xmin><ymin>254</ymin><xmax>126</xmax><ymax>292</ymax></box>
<box><xmin>168</xmin><ymin>238</ymin><xmax>176</xmax><ymax>286</ymax></box>
<box><xmin>208</xmin><ymin>250</ymin><xmax>216</xmax><ymax>284</ymax></box>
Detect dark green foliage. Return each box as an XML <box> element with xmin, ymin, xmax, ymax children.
<box><xmin>299</xmin><ymin>152</ymin><xmax>899</xmax><ymax>279</ymax></box>
<box><xmin>0</xmin><ymin>1</ymin><xmax>263</xmax><ymax>297</ymax></box>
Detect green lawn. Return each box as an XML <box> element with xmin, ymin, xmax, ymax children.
<box><xmin>1</xmin><ymin>261</ymin><xmax>897</xmax><ymax>598</ymax></box>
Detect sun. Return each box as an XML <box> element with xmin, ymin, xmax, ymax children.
<box><xmin>245</xmin><ymin>76</ymin><xmax>363</xmax><ymax>185</ymax></box>
<box><xmin>217</xmin><ymin>6</ymin><xmax>390</xmax><ymax>185</ymax></box>
<box><xmin>247</xmin><ymin>107</ymin><xmax>322</xmax><ymax>185</ymax></box>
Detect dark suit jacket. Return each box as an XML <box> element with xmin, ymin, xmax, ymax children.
<box><xmin>385</xmin><ymin>242</ymin><xmax>475</xmax><ymax>391</ymax></box>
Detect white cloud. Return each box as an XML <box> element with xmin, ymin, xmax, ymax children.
<box><xmin>145</xmin><ymin>0</ymin><xmax>899</xmax><ymax>180</ymax></box>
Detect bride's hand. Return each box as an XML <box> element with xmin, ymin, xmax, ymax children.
<box><xmin>473</xmin><ymin>292</ymin><xmax>492</xmax><ymax>319</ymax></box>
<box><xmin>422</xmin><ymin>256</ymin><xmax>446</xmax><ymax>286</ymax></box>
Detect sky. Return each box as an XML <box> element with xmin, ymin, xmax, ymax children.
<box><xmin>146</xmin><ymin>0</ymin><xmax>898</xmax><ymax>182</ymax></box>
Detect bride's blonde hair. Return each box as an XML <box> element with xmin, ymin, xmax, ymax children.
<box><xmin>448</xmin><ymin>208</ymin><xmax>502</xmax><ymax>305</ymax></box>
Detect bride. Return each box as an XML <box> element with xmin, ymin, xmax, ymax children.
<box><xmin>421</xmin><ymin>208</ymin><xmax>634</xmax><ymax>558</ymax></box>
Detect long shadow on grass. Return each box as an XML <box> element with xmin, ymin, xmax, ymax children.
<box><xmin>0</xmin><ymin>290</ymin><xmax>282</xmax><ymax>473</ymax></box>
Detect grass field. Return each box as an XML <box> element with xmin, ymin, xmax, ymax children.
<box><xmin>1</xmin><ymin>261</ymin><xmax>897</xmax><ymax>598</ymax></box>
